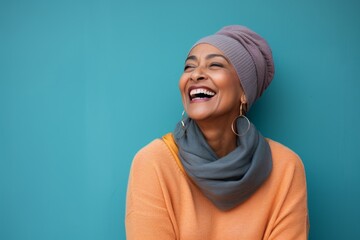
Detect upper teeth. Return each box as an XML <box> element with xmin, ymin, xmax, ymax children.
<box><xmin>190</xmin><ymin>88</ymin><xmax>215</xmax><ymax>97</ymax></box>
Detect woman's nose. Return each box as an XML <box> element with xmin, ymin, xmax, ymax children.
<box><xmin>190</xmin><ymin>66</ymin><xmax>207</xmax><ymax>81</ymax></box>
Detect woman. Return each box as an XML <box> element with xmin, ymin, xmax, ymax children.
<box><xmin>126</xmin><ymin>25</ymin><xmax>309</xmax><ymax>239</ymax></box>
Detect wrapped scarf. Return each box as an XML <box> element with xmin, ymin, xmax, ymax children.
<box><xmin>173</xmin><ymin>118</ymin><xmax>272</xmax><ymax>211</ymax></box>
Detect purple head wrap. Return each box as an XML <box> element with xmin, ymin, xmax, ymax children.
<box><xmin>191</xmin><ymin>25</ymin><xmax>275</xmax><ymax>110</ymax></box>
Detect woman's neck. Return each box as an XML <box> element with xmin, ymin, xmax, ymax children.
<box><xmin>196</xmin><ymin>118</ymin><xmax>237</xmax><ymax>158</ymax></box>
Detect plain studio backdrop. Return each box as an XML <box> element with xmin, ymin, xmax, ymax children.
<box><xmin>1</xmin><ymin>0</ymin><xmax>359</xmax><ymax>239</ymax></box>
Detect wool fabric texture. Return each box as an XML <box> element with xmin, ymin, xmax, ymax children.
<box><xmin>126</xmin><ymin>134</ymin><xmax>309</xmax><ymax>239</ymax></box>
<box><xmin>174</xmin><ymin>117</ymin><xmax>272</xmax><ymax>211</ymax></box>
<box><xmin>192</xmin><ymin>25</ymin><xmax>275</xmax><ymax>109</ymax></box>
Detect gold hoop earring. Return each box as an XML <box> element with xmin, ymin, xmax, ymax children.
<box><xmin>231</xmin><ymin>103</ymin><xmax>250</xmax><ymax>136</ymax></box>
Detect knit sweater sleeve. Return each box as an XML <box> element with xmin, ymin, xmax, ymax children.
<box><xmin>125</xmin><ymin>142</ymin><xmax>176</xmax><ymax>240</ymax></box>
<box><xmin>267</xmin><ymin>150</ymin><xmax>309</xmax><ymax>240</ymax></box>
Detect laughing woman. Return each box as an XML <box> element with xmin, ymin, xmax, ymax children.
<box><xmin>126</xmin><ymin>25</ymin><xmax>309</xmax><ymax>240</ymax></box>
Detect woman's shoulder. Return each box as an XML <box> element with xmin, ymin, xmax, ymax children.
<box><xmin>266</xmin><ymin>138</ymin><xmax>305</xmax><ymax>170</ymax></box>
<box><xmin>133</xmin><ymin>138</ymin><xmax>170</xmax><ymax>161</ymax></box>
<box><xmin>135</xmin><ymin>138</ymin><xmax>166</xmax><ymax>155</ymax></box>
<box><xmin>129</xmin><ymin>135</ymin><xmax>184</xmax><ymax>183</ymax></box>
<box><xmin>131</xmin><ymin>135</ymin><xmax>177</xmax><ymax>170</ymax></box>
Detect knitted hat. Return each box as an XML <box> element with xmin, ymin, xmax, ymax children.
<box><xmin>191</xmin><ymin>25</ymin><xmax>275</xmax><ymax>110</ymax></box>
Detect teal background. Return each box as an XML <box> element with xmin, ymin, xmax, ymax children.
<box><xmin>1</xmin><ymin>0</ymin><xmax>359</xmax><ymax>239</ymax></box>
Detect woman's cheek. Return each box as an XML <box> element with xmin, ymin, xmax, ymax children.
<box><xmin>178</xmin><ymin>76</ymin><xmax>188</xmax><ymax>98</ymax></box>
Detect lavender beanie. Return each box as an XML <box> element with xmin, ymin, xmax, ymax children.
<box><xmin>192</xmin><ymin>25</ymin><xmax>275</xmax><ymax>110</ymax></box>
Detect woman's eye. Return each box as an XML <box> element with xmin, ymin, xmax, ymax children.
<box><xmin>184</xmin><ymin>65</ymin><xmax>194</xmax><ymax>71</ymax></box>
<box><xmin>210</xmin><ymin>62</ymin><xmax>224</xmax><ymax>68</ymax></box>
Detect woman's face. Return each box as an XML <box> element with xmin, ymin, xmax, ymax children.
<box><xmin>179</xmin><ymin>43</ymin><xmax>244</xmax><ymax>123</ymax></box>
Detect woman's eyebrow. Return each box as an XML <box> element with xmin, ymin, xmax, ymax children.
<box><xmin>185</xmin><ymin>55</ymin><xmax>197</xmax><ymax>62</ymax></box>
<box><xmin>185</xmin><ymin>53</ymin><xmax>229</xmax><ymax>63</ymax></box>
<box><xmin>206</xmin><ymin>54</ymin><xmax>229</xmax><ymax>63</ymax></box>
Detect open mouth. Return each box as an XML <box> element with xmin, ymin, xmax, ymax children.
<box><xmin>189</xmin><ymin>87</ymin><xmax>216</xmax><ymax>101</ymax></box>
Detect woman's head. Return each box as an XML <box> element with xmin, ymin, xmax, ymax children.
<box><xmin>179</xmin><ymin>43</ymin><xmax>245</xmax><ymax>123</ymax></box>
<box><xmin>179</xmin><ymin>25</ymin><xmax>274</xmax><ymax>120</ymax></box>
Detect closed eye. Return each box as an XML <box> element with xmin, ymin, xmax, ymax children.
<box><xmin>209</xmin><ymin>62</ymin><xmax>224</xmax><ymax>68</ymax></box>
<box><xmin>184</xmin><ymin>64</ymin><xmax>195</xmax><ymax>71</ymax></box>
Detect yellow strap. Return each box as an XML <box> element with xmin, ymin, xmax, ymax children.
<box><xmin>162</xmin><ymin>133</ymin><xmax>185</xmax><ymax>174</ymax></box>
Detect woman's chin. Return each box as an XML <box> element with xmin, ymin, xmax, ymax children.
<box><xmin>187</xmin><ymin>111</ymin><xmax>213</xmax><ymax>122</ymax></box>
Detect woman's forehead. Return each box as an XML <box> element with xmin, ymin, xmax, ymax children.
<box><xmin>188</xmin><ymin>43</ymin><xmax>223</xmax><ymax>57</ymax></box>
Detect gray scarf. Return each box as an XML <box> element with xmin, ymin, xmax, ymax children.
<box><xmin>173</xmin><ymin>118</ymin><xmax>272</xmax><ymax>211</ymax></box>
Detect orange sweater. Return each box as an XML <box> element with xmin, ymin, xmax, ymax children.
<box><xmin>126</xmin><ymin>133</ymin><xmax>309</xmax><ymax>240</ymax></box>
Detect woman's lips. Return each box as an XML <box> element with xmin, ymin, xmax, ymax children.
<box><xmin>188</xmin><ymin>86</ymin><xmax>216</xmax><ymax>102</ymax></box>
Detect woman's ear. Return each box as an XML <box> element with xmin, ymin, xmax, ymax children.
<box><xmin>240</xmin><ymin>94</ymin><xmax>248</xmax><ymax>114</ymax></box>
<box><xmin>240</xmin><ymin>94</ymin><xmax>247</xmax><ymax>104</ymax></box>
